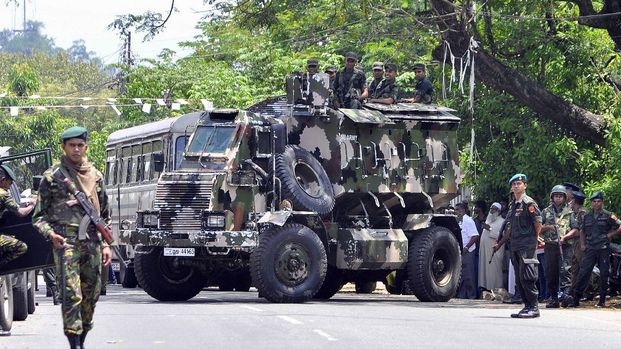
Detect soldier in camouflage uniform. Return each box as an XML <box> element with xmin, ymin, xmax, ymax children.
<box><xmin>32</xmin><ymin>126</ymin><xmax>112</xmax><ymax>349</ymax></box>
<box><xmin>0</xmin><ymin>164</ymin><xmax>34</xmax><ymax>267</ymax></box>
<box><xmin>333</xmin><ymin>52</ymin><xmax>367</xmax><ymax>109</ymax></box>
<box><xmin>360</xmin><ymin>61</ymin><xmax>384</xmax><ymax>100</ymax></box>
<box><xmin>560</xmin><ymin>190</ymin><xmax>587</xmax><ymax>307</ymax></box>
<box><xmin>540</xmin><ymin>185</ymin><xmax>572</xmax><ymax>308</ymax></box>
<box><xmin>367</xmin><ymin>63</ymin><xmax>399</xmax><ymax>105</ymax></box>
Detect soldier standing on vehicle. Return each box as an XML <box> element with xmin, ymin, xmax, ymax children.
<box><xmin>367</xmin><ymin>63</ymin><xmax>399</xmax><ymax>105</ymax></box>
<box><xmin>570</xmin><ymin>191</ymin><xmax>621</xmax><ymax>308</ymax></box>
<box><xmin>402</xmin><ymin>63</ymin><xmax>433</xmax><ymax>104</ymax></box>
<box><xmin>0</xmin><ymin>164</ymin><xmax>33</xmax><ymax>268</ymax></box>
<box><xmin>540</xmin><ymin>185</ymin><xmax>572</xmax><ymax>308</ymax></box>
<box><xmin>360</xmin><ymin>61</ymin><xmax>384</xmax><ymax>100</ymax></box>
<box><xmin>333</xmin><ymin>52</ymin><xmax>367</xmax><ymax>109</ymax></box>
<box><xmin>32</xmin><ymin>126</ymin><xmax>112</xmax><ymax>349</ymax></box>
<box><xmin>494</xmin><ymin>173</ymin><xmax>542</xmax><ymax>318</ymax></box>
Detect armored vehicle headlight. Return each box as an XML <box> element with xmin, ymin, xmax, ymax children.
<box><xmin>137</xmin><ymin>211</ymin><xmax>159</xmax><ymax>228</ymax></box>
<box><xmin>202</xmin><ymin>213</ymin><xmax>225</xmax><ymax>229</ymax></box>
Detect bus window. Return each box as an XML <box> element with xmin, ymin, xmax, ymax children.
<box><xmin>131</xmin><ymin>144</ymin><xmax>141</xmax><ymax>183</ymax></box>
<box><xmin>142</xmin><ymin>142</ymin><xmax>152</xmax><ymax>181</ymax></box>
<box><xmin>105</xmin><ymin>149</ymin><xmax>115</xmax><ymax>185</ymax></box>
<box><xmin>121</xmin><ymin>146</ymin><xmax>132</xmax><ymax>184</ymax></box>
<box><xmin>152</xmin><ymin>140</ymin><xmax>163</xmax><ymax>179</ymax></box>
<box><xmin>174</xmin><ymin>135</ymin><xmax>190</xmax><ymax>170</ymax></box>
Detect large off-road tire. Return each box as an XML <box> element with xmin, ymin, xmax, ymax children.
<box><xmin>134</xmin><ymin>246</ymin><xmax>205</xmax><ymax>301</ymax></box>
<box><xmin>313</xmin><ymin>266</ymin><xmax>344</xmax><ymax>299</ymax></box>
<box><xmin>12</xmin><ymin>273</ymin><xmax>28</xmax><ymax>321</ymax></box>
<box><xmin>0</xmin><ymin>276</ymin><xmax>14</xmax><ymax>331</ymax></box>
<box><xmin>407</xmin><ymin>226</ymin><xmax>461</xmax><ymax>302</ymax></box>
<box><xmin>274</xmin><ymin>145</ymin><xmax>335</xmax><ymax>216</ymax></box>
<box><xmin>27</xmin><ymin>271</ymin><xmax>36</xmax><ymax>315</ymax></box>
<box><xmin>251</xmin><ymin>223</ymin><xmax>327</xmax><ymax>303</ymax></box>
<box><xmin>355</xmin><ymin>281</ymin><xmax>377</xmax><ymax>294</ymax></box>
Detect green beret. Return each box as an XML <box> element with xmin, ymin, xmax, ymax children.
<box><xmin>61</xmin><ymin>126</ymin><xmax>88</xmax><ymax>142</ymax></box>
<box><xmin>0</xmin><ymin>164</ymin><xmax>17</xmax><ymax>181</ymax></box>
<box><xmin>509</xmin><ymin>173</ymin><xmax>527</xmax><ymax>184</ymax></box>
<box><xmin>589</xmin><ymin>191</ymin><xmax>604</xmax><ymax>201</ymax></box>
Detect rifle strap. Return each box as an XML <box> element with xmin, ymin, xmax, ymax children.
<box><xmin>55</xmin><ymin>166</ymin><xmax>98</xmax><ymax>241</ymax></box>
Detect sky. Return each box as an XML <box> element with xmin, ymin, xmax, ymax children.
<box><xmin>1</xmin><ymin>0</ymin><xmax>208</xmax><ymax>64</ymax></box>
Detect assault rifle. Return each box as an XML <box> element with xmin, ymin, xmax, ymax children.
<box><xmin>57</xmin><ymin>169</ymin><xmax>114</xmax><ymax>244</ymax></box>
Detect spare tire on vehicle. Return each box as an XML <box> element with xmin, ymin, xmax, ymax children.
<box><xmin>274</xmin><ymin>145</ymin><xmax>334</xmax><ymax>216</ymax></box>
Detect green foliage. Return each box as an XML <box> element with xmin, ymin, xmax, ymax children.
<box><xmin>8</xmin><ymin>62</ymin><xmax>39</xmax><ymax>96</ymax></box>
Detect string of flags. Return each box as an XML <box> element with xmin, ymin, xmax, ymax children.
<box><xmin>0</xmin><ymin>94</ymin><xmax>214</xmax><ymax>116</ymax></box>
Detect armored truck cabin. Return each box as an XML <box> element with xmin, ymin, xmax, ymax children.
<box><xmin>122</xmin><ymin>73</ymin><xmax>463</xmax><ymax>303</ymax></box>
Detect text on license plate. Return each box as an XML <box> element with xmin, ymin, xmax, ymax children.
<box><xmin>163</xmin><ymin>247</ymin><xmax>195</xmax><ymax>257</ymax></box>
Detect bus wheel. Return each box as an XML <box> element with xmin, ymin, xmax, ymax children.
<box><xmin>134</xmin><ymin>246</ymin><xmax>204</xmax><ymax>301</ymax></box>
<box><xmin>251</xmin><ymin>223</ymin><xmax>327</xmax><ymax>303</ymax></box>
<box><xmin>407</xmin><ymin>227</ymin><xmax>461</xmax><ymax>302</ymax></box>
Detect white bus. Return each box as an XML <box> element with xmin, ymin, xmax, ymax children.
<box><xmin>104</xmin><ymin>112</ymin><xmax>202</xmax><ymax>286</ymax></box>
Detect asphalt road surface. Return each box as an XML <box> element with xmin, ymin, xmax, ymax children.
<box><xmin>2</xmin><ymin>283</ymin><xmax>620</xmax><ymax>349</ymax></box>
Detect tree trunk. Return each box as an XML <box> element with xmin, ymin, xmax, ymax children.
<box><xmin>429</xmin><ymin>0</ymin><xmax>606</xmax><ymax>146</ymax></box>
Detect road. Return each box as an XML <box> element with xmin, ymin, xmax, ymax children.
<box><xmin>2</xmin><ymin>283</ymin><xmax>620</xmax><ymax>349</ymax></box>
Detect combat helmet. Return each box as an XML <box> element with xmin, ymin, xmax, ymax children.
<box><xmin>550</xmin><ymin>184</ymin><xmax>567</xmax><ymax>199</ymax></box>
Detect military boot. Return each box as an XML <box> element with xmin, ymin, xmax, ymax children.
<box><xmin>510</xmin><ymin>306</ymin><xmax>529</xmax><ymax>318</ymax></box>
<box><xmin>517</xmin><ymin>306</ymin><xmax>540</xmax><ymax>318</ymax></box>
<box><xmin>546</xmin><ymin>297</ymin><xmax>560</xmax><ymax>308</ymax></box>
<box><xmin>66</xmin><ymin>334</ymin><xmax>82</xmax><ymax>349</ymax></box>
<box><xmin>50</xmin><ymin>286</ymin><xmax>60</xmax><ymax>305</ymax></box>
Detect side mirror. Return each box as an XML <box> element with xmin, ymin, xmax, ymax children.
<box><xmin>152</xmin><ymin>153</ymin><xmax>165</xmax><ymax>172</ymax></box>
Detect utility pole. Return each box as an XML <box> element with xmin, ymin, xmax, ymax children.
<box><xmin>117</xmin><ymin>31</ymin><xmax>134</xmax><ymax>94</ymax></box>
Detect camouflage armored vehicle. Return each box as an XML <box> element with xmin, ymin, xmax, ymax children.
<box><xmin>122</xmin><ymin>73</ymin><xmax>463</xmax><ymax>303</ymax></box>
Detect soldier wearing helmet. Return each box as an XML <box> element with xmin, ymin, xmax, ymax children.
<box><xmin>0</xmin><ymin>164</ymin><xmax>34</xmax><ymax>268</ymax></box>
<box><xmin>540</xmin><ymin>185</ymin><xmax>572</xmax><ymax>308</ymax></box>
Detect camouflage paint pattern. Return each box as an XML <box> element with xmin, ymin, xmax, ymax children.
<box><xmin>125</xmin><ymin>76</ymin><xmax>461</xmax><ymax>275</ymax></box>
<box><xmin>55</xmin><ymin>241</ymin><xmax>102</xmax><ymax>335</ymax></box>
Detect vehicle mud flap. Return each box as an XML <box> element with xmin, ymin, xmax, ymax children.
<box><xmin>407</xmin><ymin>226</ymin><xmax>461</xmax><ymax>302</ymax></box>
<box><xmin>134</xmin><ymin>246</ymin><xmax>205</xmax><ymax>301</ymax></box>
<box><xmin>273</xmin><ymin>145</ymin><xmax>335</xmax><ymax>217</ymax></box>
<box><xmin>250</xmin><ymin>223</ymin><xmax>327</xmax><ymax>303</ymax></box>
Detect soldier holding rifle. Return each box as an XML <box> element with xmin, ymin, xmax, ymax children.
<box><xmin>33</xmin><ymin>126</ymin><xmax>112</xmax><ymax>349</ymax></box>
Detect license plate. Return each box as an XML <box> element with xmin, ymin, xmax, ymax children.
<box><xmin>163</xmin><ymin>247</ymin><xmax>195</xmax><ymax>257</ymax></box>
<box><xmin>111</xmin><ymin>262</ymin><xmax>121</xmax><ymax>272</ymax></box>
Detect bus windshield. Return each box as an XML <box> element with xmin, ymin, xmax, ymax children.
<box><xmin>186</xmin><ymin>125</ymin><xmax>236</xmax><ymax>154</ymax></box>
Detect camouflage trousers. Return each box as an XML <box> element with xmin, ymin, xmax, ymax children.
<box><xmin>54</xmin><ymin>240</ymin><xmax>102</xmax><ymax>335</ymax></box>
<box><xmin>0</xmin><ymin>234</ymin><xmax>28</xmax><ymax>267</ymax></box>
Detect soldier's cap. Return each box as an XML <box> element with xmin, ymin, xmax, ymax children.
<box><xmin>572</xmin><ymin>191</ymin><xmax>585</xmax><ymax>201</ymax></box>
<box><xmin>345</xmin><ymin>52</ymin><xmax>358</xmax><ymax>60</ymax></box>
<box><xmin>324</xmin><ymin>66</ymin><xmax>337</xmax><ymax>73</ymax></box>
<box><xmin>61</xmin><ymin>126</ymin><xmax>88</xmax><ymax>142</ymax></box>
<box><xmin>412</xmin><ymin>63</ymin><xmax>426</xmax><ymax>71</ymax></box>
<box><xmin>0</xmin><ymin>164</ymin><xmax>17</xmax><ymax>181</ymax></box>
<box><xmin>590</xmin><ymin>191</ymin><xmax>604</xmax><ymax>201</ymax></box>
<box><xmin>385</xmin><ymin>63</ymin><xmax>398</xmax><ymax>72</ymax></box>
<box><xmin>508</xmin><ymin>173</ymin><xmax>527</xmax><ymax>184</ymax></box>
<box><xmin>563</xmin><ymin>182</ymin><xmax>581</xmax><ymax>192</ymax></box>
<box><xmin>307</xmin><ymin>59</ymin><xmax>318</xmax><ymax>67</ymax></box>
<box><xmin>372</xmin><ymin>61</ymin><xmax>384</xmax><ymax>70</ymax></box>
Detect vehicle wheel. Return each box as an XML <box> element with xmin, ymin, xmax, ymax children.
<box><xmin>274</xmin><ymin>145</ymin><xmax>335</xmax><ymax>216</ymax></box>
<box><xmin>121</xmin><ymin>263</ymin><xmax>138</xmax><ymax>288</ymax></box>
<box><xmin>384</xmin><ymin>270</ymin><xmax>405</xmax><ymax>295</ymax></box>
<box><xmin>27</xmin><ymin>271</ymin><xmax>36</xmax><ymax>315</ymax></box>
<box><xmin>0</xmin><ymin>276</ymin><xmax>13</xmax><ymax>331</ymax></box>
<box><xmin>251</xmin><ymin>223</ymin><xmax>327</xmax><ymax>303</ymax></box>
<box><xmin>407</xmin><ymin>226</ymin><xmax>461</xmax><ymax>302</ymax></box>
<box><xmin>134</xmin><ymin>246</ymin><xmax>205</xmax><ymax>301</ymax></box>
<box><xmin>313</xmin><ymin>266</ymin><xmax>344</xmax><ymax>299</ymax></box>
<box><xmin>355</xmin><ymin>280</ymin><xmax>377</xmax><ymax>294</ymax></box>
<box><xmin>12</xmin><ymin>273</ymin><xmax>28</xmax><ymax>321</ymax></box>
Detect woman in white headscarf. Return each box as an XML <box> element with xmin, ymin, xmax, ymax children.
<box><xmin>478</xmin><ymin>202</ymin><xmax>506</xmax><ymax>292</ymax></box>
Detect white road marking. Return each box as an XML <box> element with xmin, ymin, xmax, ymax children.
<box><xmin>241</xmin><ymin>305</ymin><xmax>265</xmax><ymax>312</ymax></box>
<box><xmin>277</xmin><ymin>315</ymin><xmax>304</xmax><ymax>325</ymax></box>
<box><xmin>313</xmin><ymin>329</ymin><xmax>338</xmax><ymax>341</ymax></box>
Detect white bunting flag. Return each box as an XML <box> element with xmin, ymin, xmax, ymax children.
<box><xmin>10</xmin><ymin>107</ymin><xmax>18</xmax><ymax>116</ymax></box>
<box><xmin>201</xmin><ymin>99</ymin><xmax>213</xmax><ymax>110</ymax></box>
<box><xmin>142</xmin><ymin>103</ymin><xmax>152</xmax><ymax>114</ymax></box>
<box><xmin>110</xmin><ymin>104</ymin><xmax>122</xmax><ymax>116</ymax></box>
<box><xmin>156</xmin><ymin>99</ymin><xmax>166</xmax><ymax>106</ymax></box>
<box><xmin>171</xmin><ymin>102</ymin><xmax>181</xmax><ymax>110</ymax></box>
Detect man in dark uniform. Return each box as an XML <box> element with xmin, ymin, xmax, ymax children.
<box><xmin>361</xmin><ymin>61</ymin><xmax>384</xmax><ymax>100</ymax></box>
<box><xmin>571</xmin><ymin>191</ymin><xmax>621</xmax><ymax>308</ymax></box>
<box><xmin>494</xmin><ymin>173</ymin><xmax>542</xmax><ymax>318</ymax></box>
<box><xmin>33</xmin><ymin>126</ymin><xmax>112</xmax><ymax>349</ymax></box>
<box><xmin>403</xmin><ymin>63</ymin><xmax>433</xmax><ymax>104</ymax></box>
<box><xmin>540</xmin><ymin>185</ymin><xmax>572</xmax><ymax>308</ymax></box>
<box><xmin>324</xmin><ymin>65</ymin><xmax>338</xmax><ymax>108</ymax></box>
<box><xmin>367</xmin><ymin>63</ymin><xmax>399</xmax><ymax>105</ymax></box>
<box><xmin>333</xmin><ymin>52</ymin><xmax>367</xmax><ymax>109</ymax></box>
<box><xmin>0</xmin><ymin>164</ymin><xmax>34</xmax><ymax>267</ymax></box>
